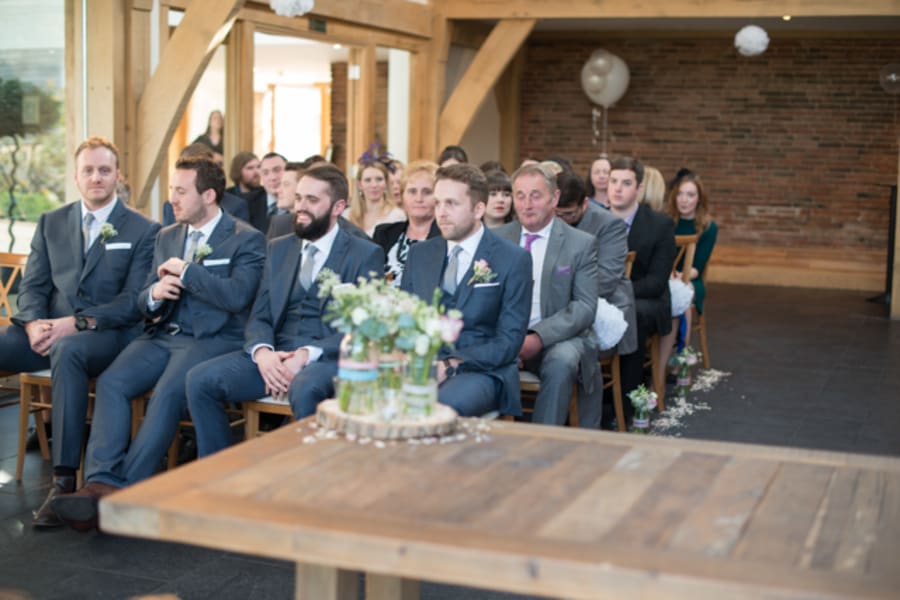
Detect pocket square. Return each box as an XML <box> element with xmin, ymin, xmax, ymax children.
<box><xmin>105</xmin><ymin>242</ymin><xmax>132</xmax><ymax>250</ymax></box>
<box><xmin>202</xmin><ymin>258</ymin><xmax>230</xmax><ymax>267</ymax></box>
<box><xmin>555</xmin><ymin>265</ymin><xmax>572</xmax><ymax>275</ymax></box>
<box><xmin>474</xmin><ymin>282</ymin><xmax>500</xmax><ymax>288</ymax></box>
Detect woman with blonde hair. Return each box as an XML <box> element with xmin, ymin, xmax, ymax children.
<box><xmin>346</xmin><ymin>161</ymin><xmax>406</xmax><ymax>236</ymax></box>
<box><xmin>639</xmin><ymin>166</ymin><xmax>666</xmax><ymax>212</ymax></box>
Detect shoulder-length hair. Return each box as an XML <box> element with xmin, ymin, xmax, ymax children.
<box><xmin>666</xmin><ymin>172</ymin><xmax>711</xmax><ymax>234</ymax></box>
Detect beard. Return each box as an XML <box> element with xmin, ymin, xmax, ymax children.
<box><xmin>294</xmin><ymin>210</ymin><xmax>332</xmax><ymax>240</ymax></box>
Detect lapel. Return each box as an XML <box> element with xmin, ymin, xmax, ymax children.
<box><xmin>201</xmin><ymin>211</ymin><xmax>235</xmax><ymax>260</ymax></box>
<box><xmin>272</xmin><ymin>235</ymin><xmax>303</xmax><ymax>323</ymax></box>
<box><xmin>418</xmin><ymin>237</ymin><xmax>446</xmax><ymax>301</ymax></box>
<box><xmin>318</xmin><ymin>229</ymin><xmax>350</xmax><ymax>310</ymax></box>
<box><xmin>69</xmin><ymin>202</ymin><xmax>86</xmax><ymax>273</ymax></box>
<box><xmin>455</xmin><ymin>227</ymin><xmax>494</xmax><ymax>310</ymax></box>
<box><xmin>540</xmin><ymin>219</ymin><xmax>564</xmax><ymax>309</ymax></box>
<box><xmin>80</xmin><ymin>201</ymin><xmax>125</xmax><ymax>283</ymax></box>
<box><xmin>170</xmin><ymin>224</ymin><xmax>188</xmax><ymax>263</ymax></box>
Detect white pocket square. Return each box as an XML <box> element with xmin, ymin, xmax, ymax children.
<box><xmin>203</xmin><ymin>258</ymin><xmax>230</xmax><ymax>266</ymax></box>
<box><xmin>473</xmin><ymin>282</ymin><xmax>500</xmax><ymax>288</ymax></box>
<box><xmin>105</xmin><ymin>242</ymin><xmax>132</xmax><ymax>250</ymax></box>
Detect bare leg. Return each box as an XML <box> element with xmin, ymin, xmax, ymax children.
<box><xmin>658</xmin><ymin>317</ymin><xmax>679</xmax><ymax>378</ymax></box>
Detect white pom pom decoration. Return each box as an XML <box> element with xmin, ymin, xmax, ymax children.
<box><xmin>734</xmin><ymin>25</ymin><xmax>769</xmax><ymax>57</ymax></box>
<box><xmin>669</xmin><ymin>279</ymin><xmax>695</xmax><ymax>317</ymax></box>
<box><xmin>593</xmin><ymin>298</ymin><xmax>628</xmax><ymax>351</ymax></box>
<box><xmin>270</xmin><ymin>0</ymin><xmax>314</xmax><ymax>17</ymax></box>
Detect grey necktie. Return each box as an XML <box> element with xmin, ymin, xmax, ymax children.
<box><xmin>442</xmin><ymin>245</ymin><xmax>463</xmax><ymax>295</ymax></box>
<box><xmin>183</xmin><ymin>230</ymin><xmax>203</xmax><ymax>262</ymax></box>
<box><xmin>82</xmin><ymin>213</ymin><xmax>95</xmax><ymax>255</ymax></box>
<box><xmin>299</xmin><ymin>244</ymin><xmax>318</xmax><ymax>290</ymax></box>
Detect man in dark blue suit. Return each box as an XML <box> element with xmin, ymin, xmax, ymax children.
<box><xmin>161</xmin><ymin>144</ymin><xmax>249</xmax><ymax>226</ymax></box>
<box><xmin>52</xmin><ymin>157</ymin><xmax>266</xmax><ymax>530</ymax></box>
<box><xmin>186</xmin><ymin>164</ymin><xmax>384</xmax><ymax>457</ymax></box>
<box><xmin>401</xmin><ymin>164</ymin><xmax>532</xmax><ymax>417</ymax></box>
<box><xmin>0</xmin><ymin>137</ymin><xmax>159</xmax><ymax>528</ymax></box>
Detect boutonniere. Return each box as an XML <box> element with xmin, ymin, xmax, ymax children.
<box><xmin>467</xmin><ymin>259</ymin><xmax>497</xmax><ymax>285</ymax></box>
<box><xmin>99</xmin><ymin>223</ymin><xmax>118</xmax><ymax>243</ymax></box>
<box><xmin>195</xmin><ymin>243</ymin><xmax>213</xmax><ymax>262</ymax></box>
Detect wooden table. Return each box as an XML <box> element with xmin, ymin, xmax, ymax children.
<box><xmin>100</xmin><ymin>419</ymin><xmax>900</xmax><ymax>599</ymax></box>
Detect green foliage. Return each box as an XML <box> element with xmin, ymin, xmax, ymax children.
<box><xmin>0</xmin><ymin>78</ymin><xmax>60</xmax><ymax>138</ymax></box>
<box><xmin>0</xmin><ymin>191</ymin><xmax>61</xmax><ymax>222</ymax></box>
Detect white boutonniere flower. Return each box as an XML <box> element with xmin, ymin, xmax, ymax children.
<box><xmin>195</xmin><ymin>243</ymin><xmax>213</xmax><ymax>262</ymax></box>
<box><xmin>99</xmin><ymin>223</ymin><xmax>118</xmax><ymax>243</ymax></box>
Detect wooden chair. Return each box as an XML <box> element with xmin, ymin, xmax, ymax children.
<box><xmin>518</xmin><ymin>371</ymin><xmax>580</xmax><ymax>427</ymax></box>
<box><xmin>0</xmin><ymin>253</ymin><xmax>28</xmax><ymax>406</ymax></box>
<box><xmin>691</xmin><ymin>261</ymin><xmax>711</xmax><ymax>369</ymax></box>
<box><xmin>245</xmin><ymin>396</ymin><xmax>293</xmax><ymax>439</ymax></box>
<box><xmin>599</xmin><ymin>250</ymin><xmax>636</xmax><ymax>432</ymax></box>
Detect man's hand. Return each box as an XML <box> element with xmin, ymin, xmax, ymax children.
<box><xmin>24</xmin><ymin>320</ymin><xmax>52</xmax><ymax>354</ymax></box>
<box><xmin>151</xmin><ymin>275</ymin><xmax>184</xmax><ymax>302</ymax></box>
<box><xmin>31</xmin><ymin>317</ymin><xmax>78</xmax><ymax>356</ymax></box>
<box><xmin>518</xmin><ymin>332</ymin><xmax>544</xmax><ymax>362</ymax></box>
<box><xmin>436</xmin><ymin>357</ymin><xmax>462</xmax><ymax>384</ymax></box>
<box><xmin>158</xmin><ymin>257</ymin><xmax>188</xmax><ymax>279</ymax></box>
<box><xmin>254</xmin><ymin>347</ymin><xmax>296</xmax><ymax>400</ymax></box>
<box><xmin>283</xmin><ymin>348</ymin><xmax>310</xmax><ymax>375</ymax></box>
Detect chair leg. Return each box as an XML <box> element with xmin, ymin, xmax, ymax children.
<box><xmin>611</xmin><ymin>354</ymin><xmax>626</xmax><ymax>433</ymax></box>
<box><xmin>16</xmin><ymin>381</ymin><xmax>32</xmax><ymax>481</ymax></box>
<box><xmin>697</xmin><ymin>310</ymin><xmax>710</xmax><ymax>369</ymax></box>
<box><xmin>567</xmin><ymin>384</ymin><xmax>579</xmax><ymax>428</ymax></box>
<box><xmin>245</xmin><ymin>405</ymin><xmax>260</xmax><ymax>439</ymax></box>
<box><xmin>36</xmin><ymin>391</ymin><xmax>51</xmax><ymax>461</ymax></box>
<box><xmin>649</xmin><ymin>335</ymin><xmax>665</xmax><ymax>411</ymax></box>
<box><xmin>167</xmin><ymin>432</ymin><xmax>180</xmax><ymax>470</ymax></box>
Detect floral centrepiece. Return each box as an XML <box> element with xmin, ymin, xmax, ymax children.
<box><xmin>99</xmin><ymin>223</ymin><xmax>118</xmax><ymax>242</ymax></box>
<box><xmin>628</xmin><ymin>384</ymin><xmax>658</xmax><ymax>434</ymax></box>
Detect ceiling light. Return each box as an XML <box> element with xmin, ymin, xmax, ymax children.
<box><xmin>782</xmin><ymin>15</ymin><xmax>792</xmax><ymax>21</ymax></box>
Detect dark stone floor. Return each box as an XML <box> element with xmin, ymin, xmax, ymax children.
<box><xmin>0</xmin><ymin>283</ymin><xmax>897</xmax><ymax>599</ymax></box>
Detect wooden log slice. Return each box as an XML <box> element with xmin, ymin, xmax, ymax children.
<box><xmin>315</xmin><ymin>399</ymin><xmax>458</xmax><ymax>440</ymax></box>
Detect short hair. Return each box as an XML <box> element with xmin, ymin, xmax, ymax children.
<box><xmin>304</xmin><ymin>163</ymin><xmax>348</xmax><ymax>206</ymax></box>
<box><xmin>511</xmin><ymin>163</ymin><xmax>558</xmax><ymax>196</ymax></box>
<box><xmin>639</xmin><ymin>166</ymin><xmax>666</xmax><ymax>212</ymax></box>
<box><xmin>175</xmin><ymin>157</ymin><xmax>225</xmax><ymax>204</ymax></box>
<box><xmin>485</xmin><ymin>169</ymin><xmax>511</xmax><ymax>194</ymax></box>
<box><xmin>584</xmin><ymin>153</ymin><xmax>611</xmax><ymax>199</ymax></box>
<box><xmin>609</xmin><ymin>156</ymin><xmax>644</xmax><ymax>185</ymax></box>
<box><xmin>556</xmin><ymin>172</ymin><xmax>586</xmax><ymax>209</ymax></box>
<box><xmin>75</xmin><ymin>136</ymin><xmax>120</xmax><ymax>168</ymax></box>
<box><xmin>400</xmin><ymin>159</ymin><xmax>438</xmax><ymax>194</ymax></box>
<box><xmin>180</xmin><ymin>143</ymin><xmax>215</xmax><ymax>160</ymax></box>
<box><xmin>229</xmin><ymin>151</ymin><xmax>258</xmax><ymax>185</ymax></box>
<box><xmin>435</xmin><ymin>163</ymin><xmax>488</xmax><ymax>206</ymax></box>
<box><xmin>261</xmin><ymin>151</ymin><xmax>287</xmax><ymax>164</ymax></box>
<box><xmin>438</xmin><ymin>145</ymin><xmax>468</xmax><ymax>165</ymax></box>
<box><xmin>284</xmin><ymin>161</ymin><xmax>304</xmax><ymax>173</ymax></box>
<box><xmin>479</xmin><ymin>160</ymin><xmax>506</xmax><ymax>174</ymax></box>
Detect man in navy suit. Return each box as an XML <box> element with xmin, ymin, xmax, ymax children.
<box><xmin>608</xmin><ymin>157</ymin><xmax>675</xmax><ymax>421</ymax></box>
<box><xmin>0</xmin><ymin>137</ymin><xmax>159</xmax><ymax>528</ymax></box>
<box><xmin>186</xmin><ymin>164</ymin><xmax>384</xmax><ymax>457</ymax></box>
<box><xmin>161</xmin><ymin>144</ymin><xmax>249</xmax><ymax>226</ymax></box>
<box><xmin>52</xmin><ymin>157</ymin><xmax>266</xmax><ymax>530</ymax></box>
<box><xmin>401</xmin><ymin>164</ymin><xmax>532</xmax><ymax>417</ymax></box>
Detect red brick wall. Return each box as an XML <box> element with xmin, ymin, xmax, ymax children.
<box><xmin>330</xmin><ymin>61</ymin><xmax>389</xmax><ymax>171</ymax></box>
<box><xmin>520</xmin><ymin>35</ymin><xmax>900</xmax><ymax>252</ymax></box>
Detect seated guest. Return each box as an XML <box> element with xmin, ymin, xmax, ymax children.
<box><xmin>638</xmin><ymin>166</ymin><xmax>667</xmax><ymax>213</ymax></box>
<box><xmin>496</xmin><ymin>165</ymin><xmax>600</xmax><ymax>426</ymax></box>
<box><xmin>52</xmin><ymin>157</ymin><xmax>266</xmax><ymax>531</ymax></box>
<box><xmin>373</xmin><ymin>160</ymin><xmax>441</xmax><ymax>286</ymax></box>
<box><xmin>0</xmin><ymin>137</ymin><xmax>159</xmax><ymax>528</ymax></box>
<box><xmin>227</xmin><ymin>151</ymin><xmax>269</xmax><ymax>233</ymax></box>
<box><xmin>387</xmin><ymin>158</ymin><xmax>404</xmax><ymax>208</ymax></box>
<box><xmin>585</xmin><ymin>154</ymin><xmax>612</xmax><ymax>208</ymax></box>
<box><xmin>186</xmin><ymin>164</ymin><xmax>385</xmax><ymax>457</ymax></box>
<box><xmin>345</xmin><ymin>161</ymin><xmax>406</xmax><ymax>236</ymax></box>
<box><xmin>482</xmin><ymin>170</ymin><xmax>514</xmax><ymax>228</ymax></box>
<box><xmin>437</xmin><ymin>145</ymin><xmax>468</xmax><ymax>167</ymax></box>
<box><xmin>479</xmin><ymin>160</ymin><xmax>506</xmax><ymax>174</ymax></box>
<box><xmin>163</xmin><ymin>144</ymin><xmax>248</xmax><ymax>226</ymax></box>
<box><xmin>401</xmin><ymin>164</ymin><xmax>532</xmax><ymax>417</ymax></box>
<box><xmin>608</xmin><ymin>157</ymin><xmax>675</xmax><ymax>422</ymax></box>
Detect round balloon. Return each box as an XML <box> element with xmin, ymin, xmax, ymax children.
<box><xmin>592</xmin><ymin>54</ymin><xmax>630</xmax><ymax>108</ymax></box>
<box><xmin>581</xmin><ymin>49</ymin><xmax>629</xmax><ymax>107</ymax></box>
<box><xmin>880</xmin><ymin>64</ymin><xmax>900</xmax><ymax>95</ymax></box>
<box><xmin>588</xmin><ymin>49</ymin><xmax>614</xmax><ymax>75</ymax></box>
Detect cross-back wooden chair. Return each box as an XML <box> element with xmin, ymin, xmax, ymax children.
<box><xmin>0</xmin><ymin>253</ymin><xmax>28</xmax><ymax>405</ymax></box>
<box><xmin>599</xmin><ymin>250</ymin><xmax>637</xmax><ymax>432</ymax></box>
<box><xmin>691</xmin><ymin>259</ymin><xmax>712</xmax><ymax>369</ymax></box>
<box><xmin>517</xmin><ymin>372</ymin><xmax>580</xmax><ymax>426</ymax></box>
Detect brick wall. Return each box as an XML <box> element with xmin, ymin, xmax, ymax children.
<box><xmin>330</xmin><ymin>61</ymin><xmax>389</xmax><ymax>171</ymax></box>
<box><xmin>520</xmin><ymin>35</ymin><xmax>900</xmax><ymax>252</ymax></box>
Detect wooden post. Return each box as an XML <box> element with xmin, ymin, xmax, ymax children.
<box><xmin>366</xmin><ymin>574</ymin><xmax>420</xmax><ymax>600</ymax></box>
<box><xmin>64</xmin><ymin>0</ymin><xmax>83</xmax><ymax>204</ymax></box>
<box><xmin>496</xmin><ymin>46</ymin><xmax>526</xmax><ymax>173</ymax></box>
<box><xmin>225</xmin><ymin>19</ymin><xmax>255</xmax><ymax>170</ymax></box>
<box><xmin>85</xmin><ymin>0</ymin><xmax>127</xmax><ymax>147</ymax></box>
<box><xmin>294</xmin><ymin>564</ymin><xmax>358</xmax><ymax>600</ymax></box>
<box><xmin>126</xmin><ymin>0</ymin><xmax>152</xmax><ymax>214</ymax></box>
<box><xmin>346</xmin><ymin>44</ymin><xmax>377</xmax><ymax>174</ymax></box>
<box><xmin>438</xmin><ymin>19</ymin><xmax>535</xmax><ymax>151</ymax></box>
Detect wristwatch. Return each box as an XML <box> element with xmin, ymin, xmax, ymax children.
<box><xmin>443</xmin><ymin>358</ymin><xmax>457</xmax><ymax>378</ymax></box>
<box><xmin>74</xmin><ymin>315</ymin><xmax>96</xmax><ymax>331</ymax></box>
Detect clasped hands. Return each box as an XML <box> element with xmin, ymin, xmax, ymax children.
<box><xmin>25</xmin><ymin>317</ymin><xmax>77</xmax><ymax>357</ymax></box>
<box><xmin>517</xmin><ymin>332</ymin><xmax>543</xmax><ymax>368</ymax></box>
<box><xmin>254</xmin><ymin>347</ymin><xmax>310</xmax><ymax>401</ymax></box>
<box><xmin>151</xmin><ymin>258</ymin><xmax>189</xmax><ymax>302</ymax></box>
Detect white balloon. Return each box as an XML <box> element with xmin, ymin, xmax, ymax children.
<box><xmin>588</xmin><ymin>50</ymin><xmax>614</xmax><ymax>75</ymax></box>
<box><xmin>592</xmin><ymin>54</ymin><xmax>630</xmax><ymax>108</ymax></box>
<box><xmin>581</xmin><ymin>49</ymin><xmax>630</xmax><ymax>107</ymax></box>
<box><xmin>734</xmin><ymin>25</ymin><xmax>769</xmax><ymax>57</ymax></box>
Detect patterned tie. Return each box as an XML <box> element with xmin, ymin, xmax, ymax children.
<box><xmin>442</xmin><ymin>245</ymin><xmax>463</xmax><ymax>295</ymax></box>
<box><xmin>82</xmin><ymin>213</ymin><xmax>95</xmax><ymax>255</ymax></box>
<box><xmin>299</xmin><ymin>244</ymin><xmax>319</xmax><ymax>290</ymax></box>
<box><xmin>183</xmin><ymin>230</ymin><xmax>203</xmax><ymax>262</ymax></box>
<box><xmin>523</xmin><ymin>233</ymin><xmax>541</xmax><ymax>252</ymax></box>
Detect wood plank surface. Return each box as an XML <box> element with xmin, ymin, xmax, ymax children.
<box><xmin>100</xmin><ymin>420</ymin><xmax>900</xmax><ymax>599</ymax></box>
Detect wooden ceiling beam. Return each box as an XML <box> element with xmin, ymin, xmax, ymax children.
<box><xmin>440</xmin><ymin>0</ymin><xmax>900</xmax><ymax>19</ymax></box>
<box><xmin>133</xmin><ymin>0</ymin><xmax>242</xmax><ymax>209</ymax></box>
<box><xmin>438</xmin><ymin>18</ymin><xmax>535</xmax><ymax>151</ymax></box>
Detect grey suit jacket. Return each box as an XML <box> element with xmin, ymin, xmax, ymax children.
<box><xmin>138</xmin><ymin>210</ymin><xmax>266</xmax><ymax>341</ymax></box>
<box><xmin>575</xmin><ymin>203</ymin><xmax>638</xmax><ymax>354</ymax></box>
<box><xmin>497</xmin><ymin>218</ymin><xmax>600</xmax><ymax>387</ymax></box>
<box><xmin>14</xmin><ymin>199</ymin><xmax>159</xmax><ymax>331</ymax></box>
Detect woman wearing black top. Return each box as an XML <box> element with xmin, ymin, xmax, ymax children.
<box><xmin>192</xmin><ymin>110</ymin><xmax>224</xmax><ymax>159</ymax></box>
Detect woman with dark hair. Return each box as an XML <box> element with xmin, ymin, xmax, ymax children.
<box><xmin>482</xmin><ymin>170</ymin><xmax>514</xmax><ymax>228</ymax></box>
<box><xmin>192</xmin><ymin>110</ymin><xmax>224</xmax><ymax>158</ymax></box>
<box><xmin>373</xmin><ymin>160</ymin><xmax>441</xmax><ymax>286</ymax></box>
<box><xmin>438</xmin><ymin>145</ymin><xmax>468</xmax><ymax>167</ymax></box>
<box><xmin>584</xmin><ymin>154</ymin><xmax>611</xmax><ymax>207</ymax></box>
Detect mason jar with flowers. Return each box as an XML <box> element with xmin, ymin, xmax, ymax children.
<box><xmin>628</xmin><ymin>384</ymin><xmax>658</xmax><ymax>434</ymax></box>
<box><xmin>674</xmin><ymin>346</ymin><xmax>702</xmax><ymax>399</ymax></box>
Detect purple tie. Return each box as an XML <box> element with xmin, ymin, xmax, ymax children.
<box><xmin>524</xmin><ymin>233</ymin><xmax>541</xmax><ymax>252</ymax></box>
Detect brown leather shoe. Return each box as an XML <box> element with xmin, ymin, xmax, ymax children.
<box><xmin>51</xmin><ymin>481</ymin><xmax>121</xmax><ymax>532</ymax></box>
<box><xmin>32</xmin><ymin>475</ymin><xmax>76</xmax><ymax>529</ymax></box>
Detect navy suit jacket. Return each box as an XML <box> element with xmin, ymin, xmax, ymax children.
<box><xmin>401</xmin><ymin>227</ymin><xmax>532</xmax><ymax>416</ymax></box>
<box><xmin>162</xmin><ymin>193</ymin><xmax>249</xmax><ymax>226</ymax></box>
<box><xmin>627</xmin><ymin>203</ymin><xmax>676</xmax><ymax>335</ymax></box>
<box><xmin>138</xmin><ymin>210</ymin><xmax>265</xmax><ymax>341</ymax></box>
<box><xmin>14</xmin><ymin>199</ymin><xmax>159</xmax><ymax>331</ymax></box>
<box><xmin>244</xmin><ymin>228</ymin><xmax>385</xmax><ymax>359</ymax></box>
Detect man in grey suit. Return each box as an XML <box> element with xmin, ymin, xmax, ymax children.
<box><xmin>497</xmin><ymin>164</ymin><xmax>600</xmax><ymax>426</ymax></box>
<box><xmin>186</xmin><ymin>164</ymin><xmax>385</xmax><ymax>457</ymax></box>
<box><xmin>0</xmin><ymin>137</ymin><xmax>159</xmax><ymax>528</ymax></box>
<box><xmin>402</xmin><ymin>164</ymin><xmax>532</xmax><ymax>417</ymax></box>
<box><xmin>52</xmin><ymin>157</ymin><xmax>266</xmax><ymax>531</ymax></box>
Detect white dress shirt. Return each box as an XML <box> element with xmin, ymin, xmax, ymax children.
<box><xmin>80</xmin><ymin>198</ymin><xmax>119</xmax><ymax>250</ymax></box>
<box><xmin>520</xmin><ymin>220</ymin><xmax>554</xmax><ymax>328</ymax></box>
<box><xmin>445</xmin><ymin>223</ymin><xmax>485</xmax><ymax>288</ymax></box>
